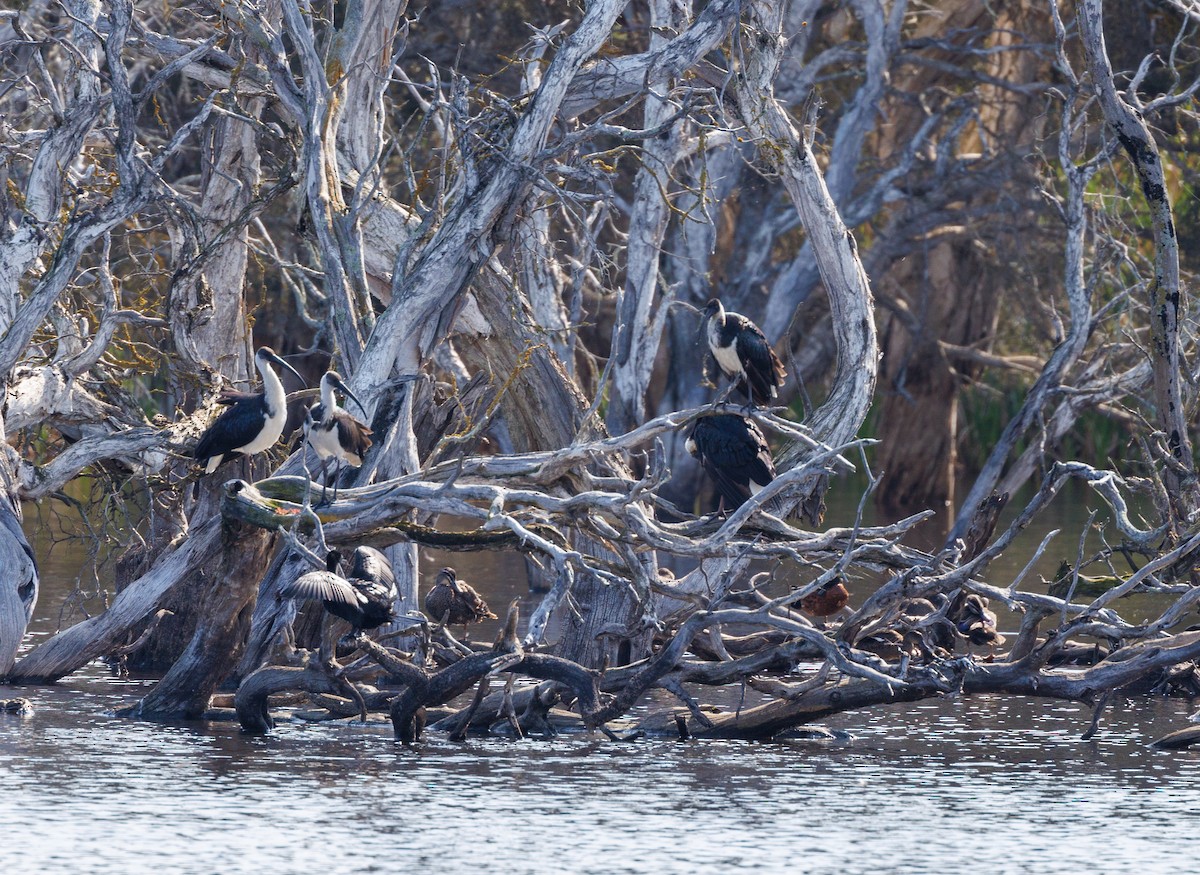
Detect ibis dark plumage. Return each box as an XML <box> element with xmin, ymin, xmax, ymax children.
<box><xmin>306</xmin><ymin>371</ymin><xmax>373</xmax><ymax>485</ymax></box>
<box><xmin>347</xmin><ymin>545</ymin><xmax>395</xmax><ymax>595</ymax></box>
<box><xmin>700</xmin><ymin>298</ymin><xmax>786</xmax><ymax>406</ymax></box>
<box><xmin>686</xmin><ymin>414</ymin><xmax>776</xmax><ymax>511</ymax></box>
<box><xmin>424</xmin><ymin>566</ymin><xmax>496</xmax><ymax>635</ymax></box>
<box><xmin>279</xmin><ymin>547</ymin><xmax>397</xmax><ymax>635</ymax></box>
<box><xmin>194</xmin><ymin>346</ymin><xmax>304</xmax><ymax>474</ymax></box>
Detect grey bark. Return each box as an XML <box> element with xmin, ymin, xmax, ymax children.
<box><xmin>733</xmin><ymin>1</ymin><xmax>879</xmax><ymax>485</ymax></box>
<box><xmin>605</xmin><ymin>0</ymin><xmax>687</xmax><ymax>437</ymax></box>
<box><xmin>0</xmin><ymin>498</ymin><xmax>37</xmax><ymax>676</ymax></box>
<box><xmin>1078</xmin><ymin>0</ymin><xmax>1198</xmax><ymax>530</ymax></box>
<box><xmin>123</xmin><ymin>520</ymin><xmax>276</xmax><ymax>718</ymax></box>
<box><xmin>8</xmin><ymin>519</ymin><xmax>222</xmax><ymax>682</ymax></box>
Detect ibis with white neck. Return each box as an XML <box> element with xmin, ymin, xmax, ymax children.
<box><xmin>700</xmin><ymin>298</ymin><xmax>786</xmax><ymax>406</ymax></box>
<box><xmin>194</xmin><ymin>346</ymin><xmax>303</xmax><ymax>474</ymax></box>
<box><xmin>305</xmin><ymin>370</ymin><xmax>373</xmax><ymax>500</ymax></box>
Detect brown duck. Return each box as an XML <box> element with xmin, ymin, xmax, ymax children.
<box><xmin>424</xmin><ymin>567</ymin><xmax>497</xmax><ymax>634</ymax></box>
<box><xmin>956</xmin><ymin>593</ymin><xmax>1006</xmax><ymax>658</ymax></box>
<box><xmin>801</xmin><ymin>576</ymin><xmax>851</xmax><ymax>620</ymax></box>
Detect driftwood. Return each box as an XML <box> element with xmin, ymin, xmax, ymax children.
<box><xmin>235</xmin><ymin>663</ymin><xmax>368</xmax><ymax>735</ymax></box>
<box><xmin>207</xmin><ymin>448</ymin><xmax>1200</xmax><ymax>744</ymax></box>
<box><xmin>6</xmin><ymin>0</ymin><xmax>1200</xmax><ymax>756</ymax></box>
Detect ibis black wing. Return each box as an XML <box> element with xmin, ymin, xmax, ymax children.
<box><xmin>334</xmin><ymin>410</ymin><xmax>374</xmax><ymax>459</ymax></box>
<box><xmin>730</xmin><ymin>315</ymin><xmax>786</xmax><ymax>405</ymax></box>
<box><xmin>690</xmin><ymin>415</ymin><xmax>776</xmax><ymax>509</ymax></box>
<box><xmin>194</xmin><ymin>397</ymin><xmax>265</xmax><ymax>462</ymax></box>
<box><xmin>279</xmin><ymin>569</ymin><xmax>372</xmax><ymax>627</ymax></box>
<box><xmin>279</xmin><ymin>570</ymin><xmax>361</xmax><ymax>609</ymax></box>
<box><xmin>350</xmin><ymin>546</ymin><xmax>396</xmax><ymax>598</ymax></box>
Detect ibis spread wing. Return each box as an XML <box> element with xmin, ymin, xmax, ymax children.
<box><xmin>279</xmin><ymin>571</ymin><xmax>362</xmax><ymax>609</ymax></box>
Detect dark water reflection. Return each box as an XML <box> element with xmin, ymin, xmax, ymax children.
<box><xmin>8</xmin><ymin>483</ymin><xmax>1200</xmax><ymax>872</ymax></box>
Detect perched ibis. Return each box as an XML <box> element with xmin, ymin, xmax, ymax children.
<box><xmin>686</xmin><ymin>413</ymin><xmax>776</xmax><ymax>512</ymax></box>
<box><xmin>700</xmin><ymin>298</ymin><xmax>786</xmax><ymax>406</ymax></box>
<box><xmin>424</xmin><ymin>566</ymin><xmax>496</xmax><ymax>636</ymax></box>
<box><xmin>278</xmin><ymin>548</ymin><xmax>397</xmax><ymax>636</ymax></box>
<box><xmin>194</xmin><ymin>346</ymin><xmax>304</xmax><ymax>474</ymax></box>
<box><xmin>305</xmin><ymin>370</ymin><xmax>373</xmax><ymax>500</ymax></box>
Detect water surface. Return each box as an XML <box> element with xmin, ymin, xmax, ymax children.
<box><xmin>6</xmin><ymin>485</ymin><xmax>1200</xmax><ymax>873</ymax></box>
<box><xmin>4</xmin><ymin>661</ymin><xmax>1200</xmax><ymax>874</ymax></box>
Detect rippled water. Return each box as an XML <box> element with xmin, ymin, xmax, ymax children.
<box><xmin>4</xmin><ymin>666</ymin><xmax>1200</xmax><ymax>874</ymax></box>
<box><xmin>7</xmin><ymin>485</ymin><xmax>1200</xmax><ymax>872</ymax></box>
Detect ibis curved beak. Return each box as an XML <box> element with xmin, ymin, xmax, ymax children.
<box><xmin>331</xmin><ymin>375</ymin><xmax>368</xmax><ymax>418</ymax></box>
<box><xmin>267</xmin><ymin>350</ymin><xmax>305</xmax><ymax>386</ymax></box>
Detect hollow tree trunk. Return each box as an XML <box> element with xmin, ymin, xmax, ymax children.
<box><xmin>133</xmin><ymin>94</ymin><xmax>264</xmax><ymax>671</ymax></box>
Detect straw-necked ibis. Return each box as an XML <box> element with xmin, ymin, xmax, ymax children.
<box><xmin>194</xmin><ymin>346</ymin><xmax>303</xmax><ymax>474</ymax></box>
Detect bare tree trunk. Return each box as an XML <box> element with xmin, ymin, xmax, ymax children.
<box><xmin>1079</xmin><ymin>0</ymin><xmax>1198</xmax><ymax>531</ymax></box>
<box><xmin>605</xmin><ymin>0</ymin><xmax>686</xmax><ymax>436</ymax></box>
<box><xmin>0</xmin><ymin>1</ymin><xmax>105</xmax><ymax>667</ymax></box>
<box><xmin>734</xmin><ymin>0</ymin><xmax>879</xmax><ymax>494</ymax></box>
<box><xmin>352</xmin><ymin>0</ymin><xmax>628</xmax><ymax>394</ymax></box>
<box><xmin>9</xmin><ymin>519</ymin><xmax>223</xmax><ymax>682</ymax></box>
<box><xmin>0</xmin><ymin>0</ymin><xmax>207</xmax><ymax>666</ymax></box>
<box><xmin>132</xmin><ymin>91</ymin><xmax>266</xmax><ymax>670</ymax></box>
<box><xmin>122</xmin><ymin>521</ymin><xmax>276</xmax><ymax>718</ymax></box>
<box><xmin>0</xmin><ymin>496</ymin><xmax>37</xmax><ymax>676</ymax></box>
<box><xmin>654</xmin><ymin>140</ymin><xmax>747</xmax><ymax>513</ymax></box>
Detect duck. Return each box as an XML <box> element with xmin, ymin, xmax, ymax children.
<box><xmin>800</xmin><ymin>576</ymin><xmax>851</xmax><ymax>620</ymax></box>
<box><xmin>955</xmin><ymin>593</ymin><xmax>1006</xmax><ymax>657</ymax></box>
<box><xmin>424</xmin><ymin>567</ymin><xmax>496</xmax><ymax>635</ymax></box>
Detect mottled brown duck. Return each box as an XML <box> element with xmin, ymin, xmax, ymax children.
<box><xmin>424</xmin><ymin>567</ymin><xmax>496</xmax><ymax>636</ymax></box>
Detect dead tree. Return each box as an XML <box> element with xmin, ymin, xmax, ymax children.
<box><xmin>3</xmin><ymin>0</ymin><xmax>1200</xmax><ymax>748</ymax></box>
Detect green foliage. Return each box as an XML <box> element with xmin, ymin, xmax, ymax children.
<box><xmin>956</xmin><ymin>373</ymin><xmax>1128</xmax><ymax>476</ymax></box>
